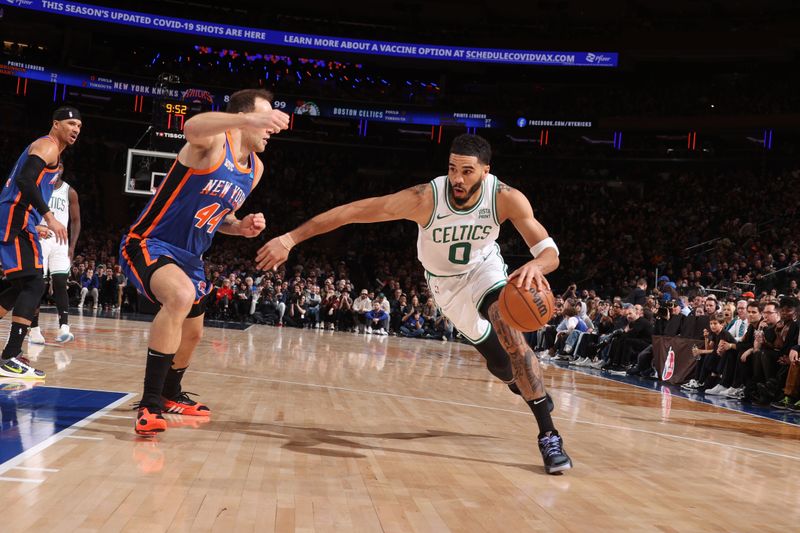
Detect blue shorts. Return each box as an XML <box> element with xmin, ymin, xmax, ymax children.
<box><xmin>119</xmin><ymin>235</ymin><xmax>209</xmax><ymax>317</ymax></box>
<box><xmin>0</xmin><ymin>229</ymin><xmax>43</xmax><ymax>280</ymax></box>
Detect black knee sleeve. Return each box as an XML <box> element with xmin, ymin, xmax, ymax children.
<box><xmin>473</xmin><ymin>327</ymin><xmax>514</xmax><ymax>383</ymax></box>
<box><xmin>478</xmin><ymin>286</ymin><xmax>502</xmax><ymax>319</ymax></box>
<box><xmin>52</xmin><ymin>273</ymin><xmax>69</xmax><ymax>309</ymax></box>
<box><xmin>0</xmin><ymin>283</ymin><xmax>19</xmax><ymax>311</ymax></box>
<box><xmin>12</xmin><ymin>275</ymin><xmax>45</xmax><ymax>321</ymax></box>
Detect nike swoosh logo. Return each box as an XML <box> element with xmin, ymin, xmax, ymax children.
<box><xmin>3</xmin><ymin>364</ymin><xmax>23</xmax><ymax>374</ymax></box>
<box><xmin>435</xmin><ymin>213</ymin><xmax>452</xmax><ymax>220</ymax></box>
<box><xmin>147</xmin><ymin>351</ymin><xmax>164</xmax><ymax>358</ymax></box>
<box><xmin>533</xmin><ymin>397</ymin><xmax>547</xmax><ymax>405</ymax></box>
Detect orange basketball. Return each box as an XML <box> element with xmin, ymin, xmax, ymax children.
<box><xmin>498</xmin><ymin>284</ymin><xmax>555</xmax><ymax>332</ymax></box>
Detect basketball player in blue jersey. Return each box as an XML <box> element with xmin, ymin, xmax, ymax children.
<box><xmin>0</xmin><ymin>107</ymin><xmax>78</xmax><ymax>380</ymax></box>
<box><xmin>121</xmin><ymin>89</ymin><xmax>289</xmax><ymax>436</ymax></box>
<box><xmin>256</xmin><ymin>134</ymin><xmax>572</xmax><ymax>474</ymax></box>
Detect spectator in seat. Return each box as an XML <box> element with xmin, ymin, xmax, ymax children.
<box><xmin>435</xmin><ymin>313</ymin><xmax>454</xmax><ymax>341</ymax></box>
<box><xmin>245</xmin><ymin>276</ymin><xmax>259</xmax><ymax>316</ymax></box>
<box><xmin>605</xmin><ymin>305</ymin><xmax>653</xmax><ymax>372</ymax></box>
<box><xmin>389</xmin><ymin>293</ymin><xmax>406</xmax><ymax>334</ymax></box>
<box><xmin>772</xmin><ymin>310</ymin><xmax>800</xmax><ymax>410</ymax></box>
<box><xmin>421</xmin><ymin>299</ymin><xmax>438</xmax><ymax>337</ymax></box>
<box><xmin>554</xmin><ymin>298</ymin><xmax>587</xmax><ymax>358</ymax></box>
<box><xmin>233</xmin><ymin>281</ymin><xmax>250</xmax><ymax>319</ymax></box>
<box><xmin>321</xmin><ymin>288</ymin><xmax>340</xmax><ymax>330</ymax></box>
<box><xmin>306</xmin><ymin>285</ymin><xmax>322</xmax><ymax>328</ymax></box>
<box><xmin>286</xmin><ymin>294</ymin><xmax>307</xmax><ymax>328</ymax></box>
<box><xmin>725</xmin><ymin>300</ymin><xmax>749</xmax><ymax>341</ymax></box>
<box><xmin>626</xmin><ymin>278</ymin><xmax>647</xmax><ymax>306</ymax></box>
<box><xmin>682</xmin><ymin>313</ymin><xmax>734</xmax><ymax>392</ymax></box>
<box><xmin>375</xmin><ymin>293</ymin><xmax>391</xmax><ymax>316</ymax></box>
<box><xmin>68</xmin><ymin>265</ymin><xmax>82</xmax><ymax>305</ymax></box>
<box><xmin>712</xmin><ymin>301</ymin><xmax>763</xmax><ymax>400</ymax></box>
<box><xmin>337</xmin><ymin>288</ymin><xmax>353</xmax><ymax>331</ymax></box>
<box><xmin>749</xmin><ymin>301</ymin><xmax>782</xmax><ymax>403</ymax></box>
<box><xmin>114</xmin><ymin>264</ymin><xmax>127</xmax><ymax>310</ymax></box>
<box><xmin>365</xmin><ymin>300</ymin><xmax>389</xmax><ymax>335</ymax></box>
<box><xmin>352</xmin><ymin>289</ymin><xmax>371</xmax><ymax>333</ymax></box>
<box><xmin>704</xmin><ymin>295</ymin><xmax>719</xmax><ymax>316</ymax></box>
<box><xmin>400</xmin><ymin>309</ymin><xmax>425</xmax><ymax>338</ymax></box>
<box><xmin>79</xmin><ymin>267</ymin><xmax>100</xmax><ymax>309</ymax></box>
<box><xmin>766</xmin><ymin>297</ymin><xmax>800</xmax><ymax>408</ymax></box>
<box><xmin>98</xmin><ymin>264</ymin><xmax>118</xmax><ymax>311</ymax></box>
<box><xmin>214</xmin><ymin>278</ymin><xmax>234</xmax><ymax>317</ymax></box>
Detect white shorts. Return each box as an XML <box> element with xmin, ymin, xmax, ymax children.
<box><xmin>424</xmin><ymin>247</ymin><xmax>507</xmax><ymax>344</ymax></box>
<box><xmin>41</xmin><ymin>238</ymin><xmax>71</xmax><ymax>276</ymax></box>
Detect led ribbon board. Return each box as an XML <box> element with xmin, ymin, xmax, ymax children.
<box><xmin>10</xmin><ymin>1</ymin><xmax>618</xmax><ymax>67</ymax></box>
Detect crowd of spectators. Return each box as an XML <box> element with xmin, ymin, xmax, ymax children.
<box><xmin>0</xmin><ymin>101</ymin><xmax>798</xmax><ymax>379</ymax></box>
<box><xmin>531</xmin><ymin>282</ymin><xmax>800</xmax><ymax>413</ymax></box>
<box><xmin>19</xmin><ymin>134</ymin><xmax>796</xmax><ymax>330</ymax></box>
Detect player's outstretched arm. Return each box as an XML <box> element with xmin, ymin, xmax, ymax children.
<box><xmin>183</xmin><ymin>110</ymin><xmax>289</xmax><ymax>150</ymax></box>
<box><xmin>256</xmin><ymin>184</ymin><xmax>433</xmax><ymax>270</ymax></box>
<box><xmin>496</xmin><ymin>182</ymin><xmax>559</xmax><ymax>291</ymax></box>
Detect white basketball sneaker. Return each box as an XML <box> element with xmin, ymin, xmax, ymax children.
<box><xmin>0</xmin><ymin>355</ymin><xmax>46</xmax><ymax>379</ymax></box>
<box><xmin>55</xmin><ymin>324</ymin><xmax>74</xmax><ymax>343</ymax></box>
<box><xmin>28</xmin><ymin>327</ymin><xmax>46</xmax><ymax>345</ymax></box>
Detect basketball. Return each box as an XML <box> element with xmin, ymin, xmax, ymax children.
<box><xmin>498</xmin><ymin>284</ymin><xmax>555</xmax><ymax>332</ymax></box>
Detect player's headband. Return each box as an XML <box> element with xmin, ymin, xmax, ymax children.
<box><xmin>52</xmin><ymin>106</ymin><xmax>81</xmax><ymax>122</ymax></box>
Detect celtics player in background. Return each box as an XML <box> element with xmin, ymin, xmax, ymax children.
<box><xmin>256</xmin><ymin>134</ymin><xmax>571</xmax><ymax>474</ymax></box>
<box><xmin>30</xmin><ymin>167</ymin><xmax>81</xmax><ymax>344</ymax></box>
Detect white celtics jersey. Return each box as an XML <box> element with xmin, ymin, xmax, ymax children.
<box><xmin>43</xmin><ymin>181</ymin><xmax>70</xmax><ymax>229</ymax></box>
<box><xmin>417</xmin><ymin>174</ymin><xmax>501</xmax><ymax>276</ymax></box>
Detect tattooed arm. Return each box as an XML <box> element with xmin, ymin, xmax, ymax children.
<box><xmin>256</xmin><ymin>183</ymin><xmax>434</xmax><ymax>270</ymax></box>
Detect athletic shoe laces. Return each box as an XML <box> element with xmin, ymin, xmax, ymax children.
<box><xmin>14</xmin><ymin>356</ymin><xmax>34</xmax><ymax>369</ymax></box>
<box><xmin>171</xmin><ymin>391</ymin><xmax>199</xmax><ymax>406</ymax></box>
<box><xmin>539</xmin><ymin>434</ymin><xmax>564</xmax><ymax>459</ymax></box>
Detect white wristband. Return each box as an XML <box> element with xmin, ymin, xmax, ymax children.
<box><xmin>530</xmin><ymin>237</ymin><xmax>559</xmax><ymax>258</ymax></box>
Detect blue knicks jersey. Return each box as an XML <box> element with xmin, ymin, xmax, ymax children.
<box><xmin>127</xmin><ymin>131</ymin><xmax>255</xmax><ymax>256</ymax></box>
<box><xmin>0</xmin><ymin>136</ymin><xmax>61</xmax><ymax>242</ymax></box>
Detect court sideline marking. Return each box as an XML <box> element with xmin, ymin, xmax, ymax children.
<box><xmin>61</xmin><ymin>355</ymin><xmax>800</xmax><ymax>463</ymax></box>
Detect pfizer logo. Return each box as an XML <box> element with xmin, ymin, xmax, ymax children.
<box><xmin>516</xmin><ymin>117</ymin><xmax>527</xmax><ymax>128</ymax></box>
<box><xmin>586</xmin><ymin>53</ymin><xmax>612</xmax><ymax>64</ymax></box>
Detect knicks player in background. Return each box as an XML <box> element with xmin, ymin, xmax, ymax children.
<box><xmin>0</xmin><ymin>107</ymin><xmax>77</xmax><ymax>380</ymax></box>
<box><xmin>30</xmin><ymin>168</ymin><xmax>81</xmax><ymax>344</ymax></box>
<box><xmin>121</xmin><ymin>89</ymin><xmax>289</xmax><ymax>436</ymax></box>
<box><xmin>256</xmin><ymin>134</ymin><xmax>572</xmax><ymax>474</ymax></box>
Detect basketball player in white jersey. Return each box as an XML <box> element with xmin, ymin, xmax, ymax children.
<box><xmin>256</xmin><ymin>134</ymin><xmax>571</xmax><ymax>474</ymax></box>
<box><xmin>30</xmin><ymin>168</ymin><xmax>80</xmax><ymax>344</ymax></box>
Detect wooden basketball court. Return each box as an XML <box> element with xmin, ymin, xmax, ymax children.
<box><xmin>1</xmin><ymin>313</ymin><xmax>798</xmax><ymax>532</ymax></box>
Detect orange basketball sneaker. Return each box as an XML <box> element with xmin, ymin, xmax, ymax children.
<box><xmin>135</xmin><ymin>406</ymin><xmax>167</xmax><ymax>436</ymax></box>
<box><xmin>162</xmin><ymin>391</ymin><xmax>211</xmax><ymax>417</ymax></box>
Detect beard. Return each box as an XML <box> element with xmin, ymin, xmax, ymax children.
<box><xmin>450</xmin><ymin>180</ymin><xmax>482</xmax><ymax>207</ymax></box>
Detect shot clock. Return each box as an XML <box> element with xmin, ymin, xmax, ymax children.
<box><xmin>159</xmin><ymin>100</ymin><xmax>190</xmax><ymax>131</ymax></box>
